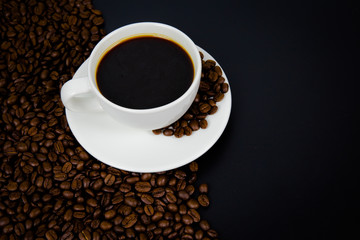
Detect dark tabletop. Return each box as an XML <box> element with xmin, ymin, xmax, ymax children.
<box><xmin>93</xmin><ymin>0</ymin><xmax>359</xmax><ymax>239</ymax></box>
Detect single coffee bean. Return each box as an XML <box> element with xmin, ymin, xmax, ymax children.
<box><xmin>199</xmin><ymin>119</ymin><xmax>208</xmax><ymax>129</ymax></box>
<box><xmin>0</xmin><ymin>217</ymin><xmax>10</xmax><ymax>227</ymax></box>
<box><xmin>62</xmin><ymin>162</ymin><xmax>72</xmax><ymax>173</ymax></box>
<box><xmin>195</xmin><ymin>229</ymin><xmax>204</xmax><ymax>239</ymax></box>
<box><xmin>189</xmin><ymin>119</ymin><xmax>200</xmax><ymax>131</ymax></box>
<box><xmin>199</xmin><ymin>219</ymin><xmax>210</xmax><ymax>231</ymax></box>
<box><xmin>45</xmin><ymin>229</ymin><xmax>58</xmax><ymax>240</ymax></box>
<box><xmin>144</xmin><ymin>205</ymin><xmax>154</xmax><ymax>216</ymax></box>
<box><xmin>86</xmin><ymin>198</ymin><xmax>97</xmax><ymax>207</ymax></box>
<box><xmin>135</xmin><ymin>181</ymin><xmax>151</xmax><ymax>192</ymax></box>
<box><xmin>188</xmin><ymin>209</ymin><xmax>201</xmax><ymax>222</ymax></box>
<box><xmin>54</xmin><ymin>172</ymin><xmax>67</xmax><ymax>181</ymax></box>
<box><xmin>122</xmin><ymin>213</ymin><xmax>138</xmax><ymax>228</ymax></box>
<box><xmin>198</xmin><ymin>194</ymin><xmax>210</xmax><ymax>207</ymax></box>
<box><xmin>187</xmin><ymin>199</ymin><xmax>200</xmax><ymax>209</ymax></box>
<box><xmin>104</xmin><ymin>173</ymin><xmax>115</xmax><ymax>186</ymax></box>
<box><xmin>182</xmin><ymin>214</ymin><xmax>194</xmax><ymax>225</ymax></box>
<box><xmin>100</xmin><ymin>221</ymin><xmax>113</xmax><ymax>231</ymax></box>
<box><xmin>120</xmin><ymin>183</ymin><xmax>131</xmax><ymax>193</ymax></box>
<box><xmin>152</xmin><ymin>187</ymin><xmax>165</xmax><ymax>198</ymax></box>
<box><xmin>199</xmin><ymin>183</ymin><xmax>208</xmax><ymax>193</ymax></box>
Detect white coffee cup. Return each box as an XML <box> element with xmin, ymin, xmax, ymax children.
<box><xmin>61</xmin><ymin>22</ymin><xmax>201</xmax><ymax>130</ymax></box>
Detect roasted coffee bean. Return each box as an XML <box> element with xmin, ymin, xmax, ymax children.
<box><xmin>198</xmin><ymin>194</ymin><xmax>210</xmax><ymax>207</ymax></box>
<box><xmin>199</xmin><ymin>219</ymin><xmax>211</xmax><ymax>231</ymax></box>
<box><xmin>100</xmin><ymin>221</ymin><xmax>113</xmax><ymax>230</ymax></box>
<box><xmin>104</xmin><ymin>173</ymin><xmax>115</xmax><ymax>186</ymax></box>
<box><xmin>187</xmin><ymin>199</ymin><xmax>200</xmax><ymax>209</ymax></box>
<box><xmin>144</xmin><ymin>205</ymin><xmax>154</xmax><ymax>216</ymax></box>
<box><xmin>163</xmin><ymin>129</ymin><xmax>174</xmax><ymax>136</ymax></box>
<box><xmin>189</xmin><ymin>119</ymin><xmax>200</xmax><ymax>131</ymax></box>
<box><xmin>122</xmin><ymin>213</ymin><xmax>138</xmax><ymax>228</ymax></box>
<box><xmin>199</xmin><ymin>119</ymin><xmax>208</xmax><ymax>129</ymax></box>
<box><xmin>188</xmin><ymin>209</ymin><xmax>201</xmax><ymax>222</ymax></box>
<box><xmin>135</xmin><ymin>181</ymin><xmax>151</xmax><ymax>192</ymax></box>
<box><xmin>178</xmin><ymin>190</ymin><xmax>190</xmax><ymax>200</ymax></box>
<box><xmin>182</xmin><ymin>214</ymin><xmax>194</xmax><ymax>225</ymax></box>
<box><xmin>199</xmin><ymin>183</ymin><xmax>208</xmax><ymax>193</ymax></box>
<box><xmin>45</xmin><ymin>229</ymin><xmax>58</xmax><ymax>240</ymax></box>
<box><xmin>124</xmin><ymin>197</ymin><xmax>138</xmax><ymax>207</ymax></box>
<box><xmin>152</xmin><ymin>187</ymin><xmax>165</xmax><ymax>198</ymax></box>
<box><xmin>0</xmin><ymin>217</ymin><xmax>10</xmax><ymax>227</ymax></box>
<box><xmin>195</xmin><ymin>229</ymin><xmax>204</xmax><ymax>239</ymax></box>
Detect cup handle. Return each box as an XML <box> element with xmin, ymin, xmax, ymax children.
<box><xmin>61</xmin><ymin>77</ymin><xmax>103</xmax><ymax>112</ymax></box>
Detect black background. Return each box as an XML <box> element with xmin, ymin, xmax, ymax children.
<box><xmin>93</xmin><ymin>0</ymin><xmax>359</xmax><ymax>239</ymax></box>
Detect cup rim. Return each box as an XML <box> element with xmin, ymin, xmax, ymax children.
<box><xmin>88</xmin><ymin>22</ymin><xmax>202</xmax><ymax>114</ymax></box>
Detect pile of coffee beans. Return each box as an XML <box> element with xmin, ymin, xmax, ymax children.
<box><xmin>153</xmin><ymin>52</ymin><xmax>229</xmax><ymax>138</ymax></box>
<box><xmin>0</xmin><ymin>0</ymin><xmax>219</xmax><ymax>239</ymax></box>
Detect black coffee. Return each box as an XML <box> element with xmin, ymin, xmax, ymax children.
<box><xmin>96</xmin><ymin>36</ymin><xmax>194</xmax><ymax>109</ymax></box>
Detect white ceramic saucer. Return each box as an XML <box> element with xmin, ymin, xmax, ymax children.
<box><xmin>65</xmin><ymin>46</ymin><xmax>232</xmax><ymax>173</ymax></box>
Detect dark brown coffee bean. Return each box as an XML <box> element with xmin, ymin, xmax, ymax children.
<box><xmin>187</xmin><ymin>199</ymin><xmax>200</xmax><ymax>209</ymax></box>
<box><xmin>63</xmin><ymin>190</ymin><xmax>74</xmax><ymax>199</ymax></box>
<box><xmin>199</xmin><ymin>219</ymin><xmax>210</xmax><ymax>231</ymax></box>
<box><xmin>104</xmin><ymin>173</ymin><xmax>115</xmax><ymax>186</ymax></box>
<box><xmin>14</xmin><ymin>222</ymin><xmax>25</xmax><ymax>236</ymax></box>
<box><xmin>199</xmin><ymin>119</ymin><xmax>208</xmax><ymax>129</ymax></box>
<box><xmin>152</xmin><ymin>187</ymin><xmax>165</xmax><ymax>198</ymax></box>
<box><xmin>199</xmin><ymin>103</ymin><xmax>211</xmax><ymax>113</ymax></box>
<box><xmin>209</xmin><ymin>105</ymin><xmax>218</xmax><ymax>115</ymax></box>
<box><xmin>207</xmin><ymin>229</ymin><xmax>218</xmax><ymax>238</ymax></box>
<box><xmin>198</xmin><ymin>194</ymin><xmax>210</xmax><ymax>207</ymax></box>
<box><xmin>174</xmin><ymin>127</ymin><xmax>184</xmax><ymax>138</ymax></box>
<box><xmin>221</xmin><ymin>82</ymin><xmax>229</xmax><ymax>93</ymax></box>
<box><xmin>199</xmin><ymin>183</ymin><xmax>208</xmax><ymax>193</ymax></box>
<box><xmin>167</xmin><ymin>203</ymin><xmax>178</xmax><ymax>213</ymax></box>
<box><xmin>62</xmin><ymin>162</ymin><xmax>72</xmax><ymax>173</ymax></box>
<box><xmin>45</xmin><ymin>229</ymin><xmax>58</xmax><ymax>240</ymax></box>
<box><xmin>86</xmin><ymin>198</ymin><xmax>97</xmax><ymax>207</ymax></box>
<box><xmin>0</xmin><ymin>217</ymin><xmax>10</xmax><ymax>227</ymax></box>
<box><xmin>79</xmin><ymin>229</ymin><xmax>91</xmax><ymax>240</ymax></box>
<box><xmin>178</xmin><ymin>190</ymin><xmax>190</xmax><ymax>200</ymax></box>
<box><xmin>54</xmin><ymin>172</ymin><xmax>67</xmax><ymax>181</ymax></box>
<box><xmin>122</xmin><ymin>213</ymin><xmax>137</xmax><ymax>228</ymax></box>
<box><xmin>188</xmin><ymin>208</ymin><xmax>201</xmax><ymax>222</ymax></box>
<box><xmin>182</xmin><ymin>214</ymin><xmax>194</xmax><ymax>225</ymax></box>
<box><xmin>124</xmin><ymin>197</ymin><xmax>138</xmax><ymax>207</ymax></box>
<box><xmin>100</xmin><ymin>221</ymin><xmax>113</xmax><ymax>230</ymax></box>
<box><xmin>152</xmin><ymin>129</ymin><xmax>162</xmax><ymax>135</ymax></box>
<box><xmin>71</xmin><ymin>179</ymin><xmax>82</xmax><ymax>190</ymax></box>
<box><xmin>165</xmin><ymin>192</ymin><xmax>177</xmax><ymax>203</ymax></box>
<box><xmin>214</xmin><ymin>92</ymin><xmax>224</xmax><ymax>102</ymax></box>
<box><xmin>189</xmin><ymin>119</ymin><xmax>200</xmax><ymax>131</ymax></box>
<box><xmin>195</xmin><ymin>229</ymin><xmax>204</xmax><ymax>239</ymax></box>
<box><xmin>151</xmin><ymin>211</ymin><xmax>163</xmax><ymax>222</ymax></box>
<box><xmin>104</xmin><ymin>209</ymin><xmax>116</xmax><ymax>219</ymax></box>
<box><xmin>60</xmin><ymin>181</ymin><xmax>71</xmax><ymax>190</ymax></box>
<box><xmin>29</xmin><ymin>208</ymin><xmax>41</xmax><ymax>218</ymax></box>
<box><xmin>144</xmin><ymin>204</ymin><xmax>154</xmax><ymax>216</ymax></box>
<box><xmin>6</xmin><ymin>181</ymin><xmax>18</xmax><ymax>191</ymax></box>
<box><xmin>120</xmin><ymin>183</ymin><xmax>131</xmax><ymax>193</ymax></box>
<box><xmin>163</xmin><ymin>129</ymin><xmax>174</xmax><ymax>136</ymax></box>
<box><xmin>140</xmin><ymin>193</ymin><xmax>154</xmax><ymax>205</ymax></box>
<box><xmin>135</xmin><ymin>181</ymin><xmax>151</xmax><ymax>192</ymax></box>
<box><xmin>112</xmin><ymin>194</ymin><xmax>124</xmax><ymax>204</ymax></box>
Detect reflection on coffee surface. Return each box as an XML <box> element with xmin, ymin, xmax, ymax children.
<box><xmin>96</xmin><ymin>36</ymin><xmax>194</xmax><ymax>109</ymax></box>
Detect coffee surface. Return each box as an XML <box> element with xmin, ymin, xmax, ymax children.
<box><xmin>96</xmin><ymin>36</ymin><xmax>194</xmax><ymax>109</ymax></box>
